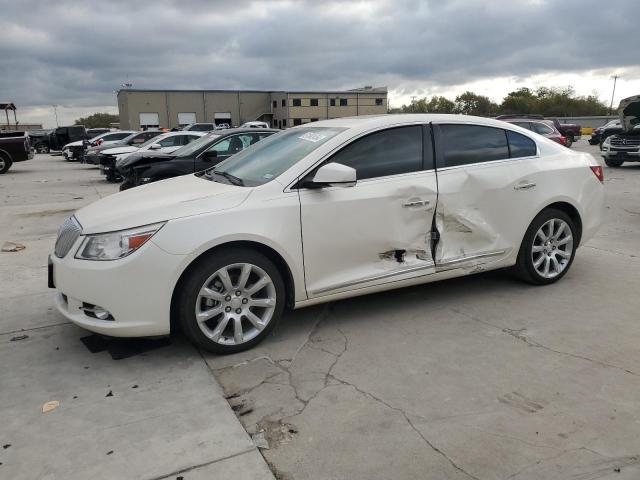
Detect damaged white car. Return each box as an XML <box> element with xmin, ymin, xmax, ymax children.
<box><xmin>50</xmin><ymin>115</ymin><xmax>605</xmax><ymax>353</ymax></box>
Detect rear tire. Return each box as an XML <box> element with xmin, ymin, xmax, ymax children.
<box><xmin>119</xmin><ymin>180</ymin><xmax>134</xmax><ymax>191</ymax></box>
<box><xmin>564</xmin><ymin>136</ymin><xmax>573</xmax><ymax>148</ymax></box>
<box><xmin>35</xmin><ymin>143</ymin><xmax>50</xmax><ymax>154</ymax></box>
<box><xmin>604</xmin><ymin>158</ymin><xmax>624</xmax><ymax>167</ymax></box>
<box><xmin>177</xmin><ymin>248</ymin><xmax>285</xmax><ymax>354</ymax></box>
<box><xmin>514</xmin><ymin>208</ymin><xmax>577</xmax><ymax>285</ymax></box>
<box><xmin>0</xmin><ymin>153</ymin><xmax>12</xmax><ymax>174</ymax></box>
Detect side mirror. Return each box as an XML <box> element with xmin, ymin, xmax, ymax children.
<box><xmin>309</xmin><ymin>163</ymin><xmax>356</xmax><ymax>188</ymax></box>
<box><xmin>203</xmin><ymin>150</ymin><xmax>218</xmax><ymax>161</ymax></box>
<box><xmin>149</xmin><ymin>143</ymin><xmax>162</xmax><ymax>150</ymax></box>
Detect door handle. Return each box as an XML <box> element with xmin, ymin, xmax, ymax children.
<box><xmin>514</xmin><ymin>182</ymin><xmax>536</xmax><ymax>190</ymax></box>
<box><xmin>403</xmin><ymin>200</ymin><xmax>430</xmax><ymax>207</ymax></box>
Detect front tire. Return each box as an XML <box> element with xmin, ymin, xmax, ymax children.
<box><xmin>564</xmin><ymin>136</ymin><xmax>573</xmax><ymax>148</ymax></box>
<box><xmin>177</xmin><ymin>248</ymin><xmax>285</xmax><ymax>354</ymax></box>
<box><xmin>514</xmin><ymin>209</ymin><xmax>577</xmax><ymax>285</ymax></box>
<box><xmin>604</xmin><ymin>158</ymin><xmax>624</xmax><ymax>167</ymax></box>
<box><xmin>0</xmin><ymin>153</ymin><xmax>12</xmax><ymax>174</ymax></box>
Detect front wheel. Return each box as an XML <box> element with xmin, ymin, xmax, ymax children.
<box><xmin>177</xmin><ymin>248</ymin><xmax>285</xmax><ymax>354</ymax></box>
<box><xmin>0</xmin><ymin>153</ymin><xmax>12</xmax><ymax>174</ymax></box>
<box><xmin>604</xmin><ymin>158</ymin><xmax>624</xmax><ymax>167</ymax></box>
<box><xmin>514</xmin><ymin>209</ymin><xmax>577</xmax><ymax>285</ymax></box>
<box><xmin>35</xmin><ymin>143</ymin><xmax>50</xmax><ymax>154</ymax></box>
<box><xmin>564</xmin><ymin>136</ymin><xmax>573</xmax><ymax>148</ymax></box>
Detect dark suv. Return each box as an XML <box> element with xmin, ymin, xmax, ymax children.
<box><xmin>117</xmin><ymin>128</ymin><xmax>277</xmax><ymax>190</ymax></box>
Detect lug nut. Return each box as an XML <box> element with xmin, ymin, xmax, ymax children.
<box><xmin>225</xmin><ymin>295</ymin><xmax>231</xmax><ymax>301</ymax></box>
<box><xmin>235</xmin><ymin>291</ymin><xmax>241</xmax><ymax>296</ymax></box>
<box><xmin>235</xmin><ymin>308</ymin><xmax>242</xmax><ymax>314</ymax></box>
<box><xmin>225</xmin><ymin>306</ymin><xmax>231</xmax><ymax>312</ymax></box>
<box><xmin>242</xmin><ymin>298</ymin><xmax>248</xmax><ymax>304</ymax></box>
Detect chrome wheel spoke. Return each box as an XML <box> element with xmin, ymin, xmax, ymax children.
<box><xmin>246</xmin><ymin>276</ymin><xmax>269</xmax><ymax>295</ymax></box>
<box><xmin>553</xmin><ymin>222</ymin><xmax>565</xmax><ymax>239</ymax></box>
<box><xmin>556</xmin><ymin>235</ymin><xmax>572</xmax><ymax>246</ymax></box>
<box><xmin>542</xmin><ymin>256</ymin><xmax>550</xmax><ymax>276</ymax></box>
<box><xmin>237</xmin><ymin>264</ymin><xmax>252</xmax><ymax>289</ymax></box>
<box><xmin>245</xmin><ymin>311</ymin><xmax>265</xmax><ymax>331</ymax></box>
<box><xmin>550</xmin><ymin>256</ymin><xmax>560</xmax><ymax>274</ymax></box>
<box><xmin>217</xmin><ymin>267</ymin><xmax>234</xmax><ymax>292</ymax></box>
<box><xmin>210</xmin><ymin>315</ymin><xmax>230</xmax><ymax>342</ymax></box>
<box><xmin>200</xmin><ymin>287</ymin><xmax>224</xmax><ymax>301</ymax></box>
<box><xmin>248</xmin><ymin>297</ymin><xmax>275</xmax><ymax>308</ymax></box>
<box><xmin>233</xmin><ymin>317</ymin><xmax>243</xmax><ymax>344</ymax></box>
<box><xmin>556</xmin><ymin>249</ymin><xmax>571</xmax><ymax>259</ymax></box>
<box><xmin>532</xmin><ymin>245</ymin><xmax>544</xmax><ymax>253</ymax></box>
<box><xmin>197</xmin><ymin>306</ymin><xmax>223</xmax><ymax>322</ymax></box>
<box><xmin>533</xmin><ymin>255</ymin><xmax>545</xmax><ymax>268</ymax></box>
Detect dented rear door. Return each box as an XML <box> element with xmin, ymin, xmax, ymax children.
<box><xmin>432</xmin><ymin>123</ymin><xmax>539</xmax><ymax>270</ymax></box>
<box><xmin>299</xmin><ymin>125</ymin><xmax>438</xmax><ymax>298</ymax></box>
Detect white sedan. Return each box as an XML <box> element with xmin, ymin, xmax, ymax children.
<box><xmin>50</xmin><ymin>115</ymin><xmax>604</xmax><ymax>354</ymax></box>
<box><xmin>103</xmin><ymin>131</ymin><xmax>206</xmax><ymax>162</ymax></box>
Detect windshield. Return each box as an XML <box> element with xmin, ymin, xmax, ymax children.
<box><xmin>211</xmin><ymin>127</ymin><xmax>346</xmax><ymax>186</ymax></box>
<box><xmin>138</xmin><ymin>134</ymin><xmax>169</xmax><ymax>149</ymax></box>
<box><xmin>174</xmin><ymin>133</ymin><xmax>221</xmax><ymax>157</ymax></box>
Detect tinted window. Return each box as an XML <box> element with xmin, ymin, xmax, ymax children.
<box><xmin>292</xmin><ymin>99</ymin><xmax>301</xmax><ymax>107</ymax></box>
<box><xmin>511</xmin><ymin>122</ymin><xmax>531</xmax><ymax>130</ymax></box>
<box><xmin>439</xmin><ymin>124</ymin><xmax>509</xmax><ymax>167</ymax></box>
<box><xmin>376</xmin><ymin>98</ymin><xmax>383</xmax><ymax>106</ymax></box>
<box><xmin>273</xmin><ymin>100</ymin><xmax>277</xmax><ymax>108</ymax></box>
<box><xmin>339</xmin><ymin>98</ymin><xmax>348</xmax><ymax>106</ymax></box>
<box><xmin>293</xmin><ymin>118</ymin><xmax>302</xmax><ymax>126</ymax></box>
<box><xmin>507</xmin><ymin>130</ymin><xmax>537</xmax><ymax>158</ymax></box>
<box><xmin>158</xmin><ymin>136</ymin><xmax>183</xmax><ymax>147</ymax></box>
<box><xmin>310</xmin><ymin>98</ymin><xmax>318</xmax><ymax>106</ymax></box>
<box><xmin>328</xmin><ymin>126</ymin><xmax>423</xmax><ymax>180</ymax></box>
<box><xmin>281</xmin><ymin>99</ymin><xmax>286</xmax><ymax>107</ymax></box>
<box><xmin>205</xmin><ymin>134</ymin><xmax>260</xmax><ymax>156</ymax></box>
<box><xmin>531</xmin><ymin>122</ymin><xmax>554</xmax><ymax>135</ymax></box>
<box><xmin>330</xmin><ymin>99</ymin><xmax>336</xmax><ymax>106</ymax></box>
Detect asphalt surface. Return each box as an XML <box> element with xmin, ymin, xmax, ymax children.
<box><xmin>2</xmin><ymin>140</ymin><xmax>639</xmax><ymax>479</ymax></box>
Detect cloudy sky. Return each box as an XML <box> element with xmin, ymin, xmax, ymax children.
<box><xmin>1</xmin><ymin>0</ymin><xmax>639</xmax><ymax>128</ymax></box>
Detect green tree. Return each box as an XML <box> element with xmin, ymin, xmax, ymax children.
<box><xmin>454</xmin><ymin>91</ymin><xmax>498</xmax><ymax>116</ymax></box>
<box><xmin>74</xmin><ymin>112</ymin><xmax>119</xmax><ymax>128</ymax></box>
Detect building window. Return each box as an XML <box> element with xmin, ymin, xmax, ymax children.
<box><xmin>293</xmin><ymin>118</ymin><xmax>302</xmax><ymax>126</ymax></box>
<box><xmin>340</xmin><ymin>98</ymin><xmax>348</xmax><ymax>106</ymax></box>
<box><xmin>375</xmin><ymin>98</ymin><xmax>383</xmax><ymax>106</ymax></box>
<box><xmin>330</xmin><ymin>98</ymin><xmax>336</xmax><ymax>107</ymax></box>
<box><xmin>310</xmin><ymin>98</ymin><xmax>319</xmax><ymax>107</ymax></box>
<box><xmin>282</xmin><ymin>99</ymin><xmax>286</xmax><ymax>107</ymax></box>
<box><xmin>282</xmin><ymin>119</ymin><xmax>287</xmax><ymax>127</ymax></box>
<box><xmin>292</xmin><ymin>98</ymin><xmax>301</xmax><ymax>107</ymax></box>
<box><xmin>310</xmin><ymin>118</ymin><xmax>318</xmax><ymax>122</ymax></box>
<box><xmin>273</xmin><ymin>100</ymin><xmax>277</xmax><ymax>108</ymax></box>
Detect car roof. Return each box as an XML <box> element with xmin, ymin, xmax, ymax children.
<box><xmin>207</xmin><ymin>127</ymin><xmax>278</xmax><ymax>136</ymax></box>
<box><xmin>301</xmin><ymin>114</ymin><xmax>526</xmax><ymax>130</ymax></box>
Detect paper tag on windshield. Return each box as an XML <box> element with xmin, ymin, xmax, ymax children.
<box><xmin>298</xmin><ymin>132</ymin><xmax>327</xmax><ymax>143</ymax></box>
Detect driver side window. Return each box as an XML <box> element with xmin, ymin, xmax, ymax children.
<box><xmin>206</xmin><ymin>135</ymin><xmax>253</xmax><ymax>156</ymax></box>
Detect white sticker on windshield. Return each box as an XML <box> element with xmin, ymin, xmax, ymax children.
<box><xmin>298</xmin><ymin>132</ymin><xmax>327</xmax><ymax>143</ymax></box>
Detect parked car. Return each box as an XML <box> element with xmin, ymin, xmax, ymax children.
<box><xmin>183</xmin><ymin>123</ymin><xmax>217</xmax><ymax>132</ymax></box>
<box><xmin>62</xmin><ymin>131</ymin><xmax>135</xmax><ymax>162</ymax></box>
<box><xmin>590</xmin><ymin>119</ymin><xmax>622</xmax><ymax>146</ymax></box>
<box><xmin>600</xmin><ymin>95</ymin><xmax>640</xmax><ymax>167</ymax></box>
<box><xmin>496</xmin><ymin>115</ymin><xmax>580</xmax><ymax>146</ymax></box>
<box><xmin>241</xmin><ymin>121</ymin><xmax>270</xmax><ymax>129</ymax></box>
<box><xmin>86</xmin><ymin>128</ymin><xmax>111</xmax><ymax>138</ymax></box>
<box><xmin>84</xmin><ymin>130</ymin><xmax>163</xmax><ymax>165</ymax></box>
<box><xmin>50</xmin><ymin>115</ymin><xmax>604</xmax><ymax>354</ymax></box>
<box><xmin>99</xmin><ymin>132</ymin><xmax>206</xmax><ymax>182</ymax></box>
<box><xmin>502</xmin><ymin>119</ymin><xmax>567</xmax><ymax>146</ymax></box>
<box><xmin>0</xmin><ymin>131</ymin><xmax>33</xmax><ymax>174</ymax></box>
<box><xmin>117</xmin><ymin>128</ymin><xmax>277</xmax><ymax>190</ymax></box>
<box><xmin>27</xmin><ymin>129</ymin><xmax>54</xmax><ymax>153</ymax></box>
<box><xmin>48</xmin><ymin>125</ymin><xmax>87</xmax><ymax>151</ymax></box>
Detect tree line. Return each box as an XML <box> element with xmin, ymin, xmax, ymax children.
<box><xmin>390</xmin><ymin>87</ymin><xmax>610</xmax><ymax>117</ymax></box>
<box><xmin>74</xmin><ymin>112</ymin><xmax>119</xmax><ymax>128</ymax></box>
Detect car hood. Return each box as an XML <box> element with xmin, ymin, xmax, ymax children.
<box><xmin>75</xmin><ymin>174</ymin><xmax>251</xmax><ymax>234</ymax></box>
<box><xmin>619</xmin><ymin>95</ymin><xmax>640</xmax><ymax>132</ymax></box>
<box><xmin>63</xmin><ymin>140</ymin><xmax>83</xmax><ymax>149</ymax></box>
<box><xmin>117</xmin><ymin>151</ymin><xmax>175</xmax><ymax>169</ymax></box>
<box><xmin>102</xmin><ymin>146</ymin><xmax>139</xmax><ymax>155</ymax></box>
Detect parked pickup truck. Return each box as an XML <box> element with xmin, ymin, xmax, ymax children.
<box><xmin>0</xmin><ymin>131</ymin><xmax>33</xmax><ymax>174</ymax></box>
<box><xmin>496</xmin><ymin>114</ymin><xmax>581</xmax><ymax>146</ymax></box>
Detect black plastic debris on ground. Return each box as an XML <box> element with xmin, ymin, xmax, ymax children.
<box><xmin>80</xmin><ymin>335</ymin><xmax>171</xmax><ymax>360</ymax></box>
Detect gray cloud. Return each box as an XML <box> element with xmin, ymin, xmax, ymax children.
<box><xmin>1</xmin><ymin>0</ymin><xmax>638</xmax><ymax>111</ymax></box>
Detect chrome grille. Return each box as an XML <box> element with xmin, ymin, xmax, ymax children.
<box><xmin>610</xmin><ymin>137</ymin><xmax>640</xmax><ymax>147</ymax></box>
<box><xmin>54</xmin><ymin>216</ymin><xmax>82</xmax><ymax>258</ymax></box>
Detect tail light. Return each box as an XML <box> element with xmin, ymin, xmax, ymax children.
<box><xmin>96</xmin><ymin>139</ymin><xmax>103</xmax><ymax>146</ymax></box>
<box><xmin>590</xmin><ymin>165</ymin><xmax>604</xmax><ymax>183</ymax></box>
<box><xmin>559</xmin><ymin>135</ymin><xmax>567</xmax><ymax>146</ymax></box>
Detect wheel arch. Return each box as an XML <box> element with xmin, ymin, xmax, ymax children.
<box><xmin>169</xmin><ymin>240</ymin><xmax>297</xmax><ymax>333</ymax></box>
<box><xmin>533</xmin><ymin>200</ymin><xmax>583</xmax><ymax>246</ymax></box>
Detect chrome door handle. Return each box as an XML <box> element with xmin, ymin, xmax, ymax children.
<box><xmin>514</xmin><ymin>182</ymin><xmax>536</xmax><ymax>190</ymax></box>
<box><xmin>403</xmin><ymin>200</ymin><xmax>429</xmax><ymax>207</ymax></box>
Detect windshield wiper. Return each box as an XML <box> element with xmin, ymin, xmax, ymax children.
<box><xmin>209</xmin><ymin>169</ymin><xmax>244</xmax><ymax>186</ymax></box>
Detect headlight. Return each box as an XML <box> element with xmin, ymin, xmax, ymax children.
<box><xmin>75</xmin><ymin>222</ymin><xmax>165</xmax><ymax>260</ymax></box>
<box><xmin>603</xmin><ymin>137</ymin><xmax>611</xmax><ymax>145</ymax></box>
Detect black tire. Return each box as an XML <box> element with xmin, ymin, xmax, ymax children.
<box><xmin>35</xmin><ymin>143</ymin><xmax>50</xmax><ymax>154</ymax></box>
<box><xmin>564</xmin><ymin>136</ymin><xmax>573</xmax><ymax>148</ymax></box>
<box><xmin>0</xmin><ymin>153</ymin><xmax>12</xmax><ymax>174</ymax></box>
<box><xmin>604</xmin><ymin>158</ymin><xmax>624</xmax><ymax>167</ymax></box>
<box><xmin>119</xmin><ymin>179</ymin><xmax>134</xmax><ymax>191</ymax></box>
<box><xmin>105</xmin><ymin>170</ymin><xmax>121</xmax><ymax>183</ymax></box>
<box><xmin>514</xmin><ymin>208</ymin><xmax>577</xmax><ymax>285</ymax></box>
<box><xmin>177</xmin><ymin>247</ymin><xmax>285</xmax><ymax>354</ymax></box>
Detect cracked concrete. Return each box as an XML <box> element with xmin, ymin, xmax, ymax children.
<box><xmin>204</xmin><ymin>141</ymin><xmax>640</xmax><ymax>480</ymax></box>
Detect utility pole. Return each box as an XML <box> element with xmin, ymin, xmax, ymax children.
<box><xmin>609</xmin><ymin>75</ymin><xmax>619</xmax><ymax>115</ymax></box>
<box><xmin>52</xmin><ymin>104</ymin><xmax>59</xmax><ymax>127</ymax></box>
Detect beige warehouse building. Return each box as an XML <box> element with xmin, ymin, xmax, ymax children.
<box><xmin>117</xmin><ymin>87</ymin><xmax>388</xmax><ymax>130</ymax></box>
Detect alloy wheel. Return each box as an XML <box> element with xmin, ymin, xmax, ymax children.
<box><xmin>0</xmin><ymin>157</ymin><xmax>5</xmax><ymax>171</ymax></box>
<box><xmin>194</xmin><ymin>263</ymin><xmax>276</xmax><ymax>345</ymax></box>
<box><xmin>531</xmin><ymin>218</ymin><xmax>573</xmax><ymax>279</ymax></box>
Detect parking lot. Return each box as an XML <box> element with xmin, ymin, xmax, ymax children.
<box><xmin>2</xmin><ymin>140</ymin><xmax>640</xmax><ymax>479</ymax></box>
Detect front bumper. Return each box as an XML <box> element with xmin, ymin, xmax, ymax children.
<box><xmin>50</xmin><ymin>239</ymin><xmax>187</xmax><ymax>337</ymax></box>
<box><xmin>601</xmin><ymin>147</ymin><xmax>640</xmax><ymax>161</ymax></box>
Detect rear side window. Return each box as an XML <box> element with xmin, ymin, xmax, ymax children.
<box><xmin>438</xmin><ymin>124</ymin><xmax>509</xmax><ymax>167</ymax></box>
<box><xmin>329</xmin><ymin>126</ymin><xmax>423</xmax><ymax>180</ymax></box>
<box><xmin>507</xmin><ymin>131</ymin><xmax>537</xmax><ymax>158</ymax></box>
<box><xmin>531</xmin><ymin>123</ymin><xmax>554</xmax><ymax>135</ymax></box>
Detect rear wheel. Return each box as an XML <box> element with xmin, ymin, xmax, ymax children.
<box><xmin>0</xmin><ymin>153</ymin><xmax>12</xmax><ymax>174</ymax></box>
<box><xmin>604</xmin><ymin>158</ymin><xmax>624</xmax><ymax>167</ymax></box>
<box><xmin>564</xmin><ymin>136</ymin><xmax>573</xmax><ymax>148</ymax></box>
<box><xmin>514</xmin><ymin>209</ymin><xmax>577</xmax><ymax>285</ymax></box>
<box><xmin>35</xmin><ymin>143</ymin><xmax>50</xmax><ymax>154</ymax></box>
<box><xmin>177</xmin><ymin>248</ymin><xmax>285</xmax><ymax>354</ymax></box>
